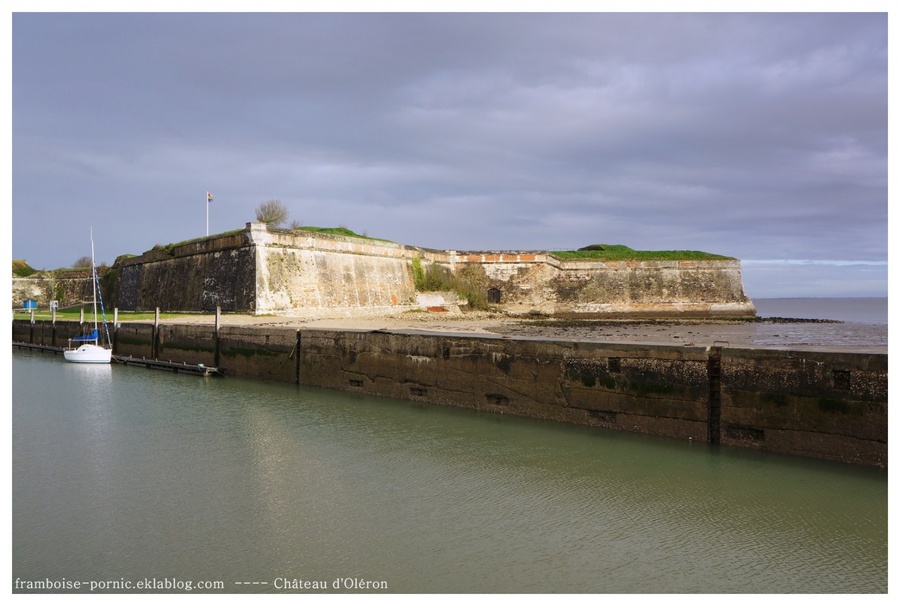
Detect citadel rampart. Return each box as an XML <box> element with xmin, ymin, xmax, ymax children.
<box><xmin>12</xmin><ymin>268</ymin><xmax>98</xmax><ymax>311</ymax></box>
<box><xmin>446</xmin><ymin>252</ymin><xmax>752</xmax><ymax>317</ymax></box>
<box><xmin>113</xmin><ymin>230</ymin><xmax>256</xmax><ymax>312</ymax></box>
<box><xmin>105</xmin><ymin>223</ymin><xmax>756</xmax><ymax>318</ymax></box>
<box><xmin>13</xmin><ymin>319</ymin><xmax>886</xmax><ymax>468</ymax></box>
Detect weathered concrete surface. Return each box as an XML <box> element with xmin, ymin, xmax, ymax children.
<box><xmin>157</xmin><ymin>324</ymin><xmax>218</xmax><ymax>366</ymax></box>
<box><xmin>13</xmin><ymin>319</ymin><xmax>883</xmax><ymax>467</ymax></box>
<box><xmin>720</xmin><ymin>349</ymin><xmax>887</xmax><ymax>465</ymax></box>
<box><xmin>300</xmin><ymin>331</ymin><xmax>714</xmax><ymax>441</ymax></box>
<box><xmin>217</xmin><ymin>325</ymin><xmax>298</xmax><ymax>383</ymax></box>
<box><xmin>296</xmin><ymin>330</ymin><xmax>886</xmax><ymax>466</ymax></box>
<box><xmin>12</xmin><ymin>318</ymin><xmax>64</xmax><ymax>347</ymax></box>
<box><xmin>113</xmin><ymin>322</ymin><xmax>155</xmax><ymax>358</ymax></box>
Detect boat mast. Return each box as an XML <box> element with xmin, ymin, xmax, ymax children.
<box><xmin>90</xmin><ymin>227</ymin><xmax>98</xmax><ymax>337</ymax></box>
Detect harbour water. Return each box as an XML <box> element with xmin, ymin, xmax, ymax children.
<box><xmin>11</xmin><ymin>301</ymin><xmax>888</xmax><ymax>595</ymax></box>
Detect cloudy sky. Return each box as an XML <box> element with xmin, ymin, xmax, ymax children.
<box><xmin>10</xmin><ymin>7</ymin><xmax>889</xmax><ymax>298</ymax></box>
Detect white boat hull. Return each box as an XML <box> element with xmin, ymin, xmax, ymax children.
<box><xmin>64</xmin><ymin>344</ymin><xmax>112</xmax><ymax>364</ymax></box>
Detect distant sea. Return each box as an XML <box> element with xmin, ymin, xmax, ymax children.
<box><xmin>748</xmin><ymin>298</ymin><xmax>886</xmax><ymax>351</ymax></box>
<box><xmin>752</xmin><ymin>297</ymin><xmax>887</xmax><ymax>325</ymax></box>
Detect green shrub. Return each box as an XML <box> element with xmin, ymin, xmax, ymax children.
<box><xmin>411</xmin><ymin>256</ymin><xmax>426</xmax><ymax>289</ymax></box>
<box><xmin>411</xmin><ymin>257</ymin><xmax>489</xmax><ymax>310</ymax></box>
<box><xmin>12</xmin><ymin>260</ymin><xmax>37</xmax><ymax>277</ymax></box>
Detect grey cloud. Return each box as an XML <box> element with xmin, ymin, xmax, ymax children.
<box><xmin>11</xmin><ymin>12</ymin><xmax>887</xmax><ymax>297</ymax></box>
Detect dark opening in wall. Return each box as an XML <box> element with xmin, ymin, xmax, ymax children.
<box><xmin>833</xmin><ymin>370</ymin><xmax>851</xmax><ymax>390</ymax></box>
<box><xmin>487</xmin><ymin>288</ymin><xmax>502</xmax><ymax>303</ymax></box>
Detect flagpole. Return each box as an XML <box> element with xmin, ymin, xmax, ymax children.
<box><xmin>206</xmin><ymin>191</ymin><xmax>214</xmax><ymax>236</ymax></box>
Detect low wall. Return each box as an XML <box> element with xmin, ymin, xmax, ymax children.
<box><xmin>12</xmin><ymin>319</ymin><xmax>885</xmax><ymax>467</ymax></box>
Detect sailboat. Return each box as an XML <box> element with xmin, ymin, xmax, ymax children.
<box><xmin>64</xmin><ymin>230</ymin><xmax>112</xmax><ymax>364</ymax></box>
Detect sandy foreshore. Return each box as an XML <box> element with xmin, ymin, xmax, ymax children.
<box><xmin>152</xmin><ymin>309</ymin><xmax>886</xmax><ymax>353</ymax></box>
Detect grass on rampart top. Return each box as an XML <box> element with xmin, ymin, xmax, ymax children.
<box><xmin>149</xmin><ymin>228</ymin><xmax>246</xmax><ymax>253</ymax></box>
<box><xmin>551</xmin><ymin>244</ymin><xmax>734</xmax><ymax>261</ymax></box>
<box><xmin>291</xmin><ymin>226</ymin><xmax>393</xmax><ymax>242</ymax></box>
<box><xmin>120</xmin><ymin>226</ymin><xmax>388</xmax><ymax>264</ymax></box>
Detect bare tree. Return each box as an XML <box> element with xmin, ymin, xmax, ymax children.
<box><xmin>73</xmin><ymin>255</ymin><xmax>93</xmax><ymax>268</ymax></box>
<box><xmin>255</xmin><ymin>199</ymin><xmax>289</xmax><ymax>227</ymax></box>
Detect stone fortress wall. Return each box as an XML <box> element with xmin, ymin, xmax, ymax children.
<box><xmin>20</xmin><ymin>222</ymin><xmax>756</xmax><ymax>317</ymax></box>
<box><xmin>13</xmin><ymin>268</ymin><xmax>98</xmax><ymax>312</ymax></box>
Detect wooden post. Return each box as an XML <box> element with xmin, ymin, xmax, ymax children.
<box><xmin>295</xmin><ymin>329</ymin><xmax>302</xmax><ymax>385</ymax></box>
<box><xmin>152</xmin><ymin>307</ymin><xmax>161</xmax><ymax>359</ymax></box>
<box><xmin>214</xmin><ymin>305</ymin><xmax>221</xmax><ymax>367</ymax></box>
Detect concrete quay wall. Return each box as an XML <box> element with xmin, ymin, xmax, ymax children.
<box><xmin>297</xmin><ymin>330</ymin><xmax>885</xmax><ymax>467</ymax></box>
<box><xmin>13</xmin><ymin>319</ymin><xmax>886</xmax><ymax>467</ymax></box>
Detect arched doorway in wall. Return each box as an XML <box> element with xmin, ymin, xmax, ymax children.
<box><xmin>487</xmin><ymin>287</ymin><xmax>502</xmax><ymax>304</ymax></box>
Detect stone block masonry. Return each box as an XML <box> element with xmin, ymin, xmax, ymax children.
<box><xmin>253</xmin><ymin>224</ymin><xmax>417</xmax><ymax>315</ymax></box>
<box><xmin>114</xmin><ymin>231</ymin><xmax>256</xmax><ymax>312</ymax></box>
<box><xmin>13</xmin><ymin>319</ymin><xmax>885</xmax><ymax>467</ymax></box>
<box><xmin>13</xmin><ymin>269</ymin><xmax>101</xmax><ymax>311</ymax></box>
<box><xmin>448</xmin><ymin>252</ymin><xmax>755</xmax><ymax>317</ymax></box>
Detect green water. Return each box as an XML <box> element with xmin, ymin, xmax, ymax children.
<box><xmin>12</xmin><ymin>349</ymin><xmax>887</xmax><ymax>593</ymax></box>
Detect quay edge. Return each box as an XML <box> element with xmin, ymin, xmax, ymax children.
<box><xmin>12</xmin><ymin>318</ymin><xmax>887</xmax><ymax>468</ymax></box>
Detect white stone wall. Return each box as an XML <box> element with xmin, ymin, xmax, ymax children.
<box><xmin>251</xmin><ymin>226</ymin><xmax>418</xmax><ymax>316</ymax></box>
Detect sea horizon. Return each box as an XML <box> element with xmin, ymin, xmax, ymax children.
<box><xmin>749</xmin><ymin>297</ymin><xmax>887</xmax><ymax>326</ymax></box>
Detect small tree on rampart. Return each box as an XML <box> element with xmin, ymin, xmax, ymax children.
<box><xmin>255</xmin><ymin>199</ymin><xmax>290</xmax><ymax>227</ymax></box>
